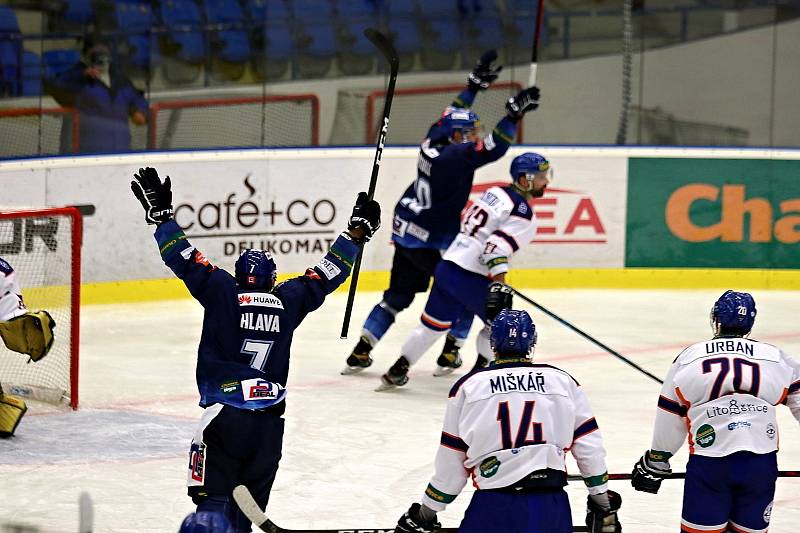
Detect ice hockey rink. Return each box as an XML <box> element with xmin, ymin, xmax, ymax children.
<box><xmin>1</xmin><ymin>288</ymin><xmax>799</xmax><ymax>533</ymax></box>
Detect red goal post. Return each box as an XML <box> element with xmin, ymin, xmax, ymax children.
<box><xmin>364</xmin><ymin>82</ymin><xmax>524</xmax><ymax>145</ymax></box>
<box><xmin>148</xmin><ymin>94</ymin><xmax>321</xmax><ymax>150</ymax></box>
<box><xmin>0</xmin><ymin>207</ymin><xmax>82</xmax><ymax>410</ymax></box>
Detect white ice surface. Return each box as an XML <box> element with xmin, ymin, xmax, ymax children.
<box><xmin>1</xmin><ymin>289</ymin><xmax>799</xmax><ymax>532</ymax></box>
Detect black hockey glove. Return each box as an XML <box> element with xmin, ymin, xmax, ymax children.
<box><xmin>347</xmin><ymin>192</ymin><xmax>381</xmax><ymax>244</ymax></box>
<box><xmin>468</xmin><ymin>49</ymin><xmax>502</xmax><ymax>92</ymax></box>
<box><xmin>631</xmin><ymin>450</ymin><xmax>672</xmax><ymax>494</ymax></box>
<box><xmin>485</xmin><ymin>281</ymin><xmax>513</xmax><ymax>321</ymax></box>
<box><xmin>395</xmin><ymin>503</ymin><xmax>441</xmax><ymax>533</ymax></box>
<box><xmin>131</xmin><ymin>167</ymin><xmax>173</xmax><ymax>225</ymax></box>
<box><xmin>506</xmin><ymin>86</ymin><xmax>541</xmax><ymax>121</ymax></box>
<box><xmin>585</xmin><ymin>490</ymin><xmax>622</xmax><ymax>533</ymax></box>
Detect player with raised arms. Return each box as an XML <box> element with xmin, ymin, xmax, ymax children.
<box><xmin>131</xmin><ymin>167</ymin><xmax>380</xmax><ymax>532</ymax></box>
<box><xmin>376</xmin><ymin>152</ymin><xmax>551</xmax><ymax>390</ymax></box>
<box><xmin>0</xmin><ymin>257</ymin><xmax>56</xmax><ymax>438</ymax></box>
<box><xmin>342</xmin><ymin>49</ymin><xmax>541</xmax><ymax>377</ymax></box>
<box><xmin>394</xmin><ymin>309</ymin><xmax>621</xmax><ymax>533</ymax></box>
<box><xmin>632</xmin><ymin>290</ymin><xmax>800</xmax><ymax>533</ymax></box>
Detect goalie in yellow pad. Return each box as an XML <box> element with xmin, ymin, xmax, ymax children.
<box><xmin>0</xmin><ymin>257</ymin><xmax>55</xmax><ymax>438</ymax></box>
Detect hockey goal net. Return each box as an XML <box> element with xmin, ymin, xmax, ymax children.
<box><xmin>0</xmin><ymin>107</ymin><xmax>80</xmax><ymax>159</ymax></box>
<box><xmin>147</xmin><ymin>94</ymin><xmax>320</xmax><ymax>150</ymax></box>
<box><xmin>0</xmin><ymin>207</ymin><xmax>82</xmax><ymax>409</ymax></box>
<box><xmin>332</xmin><ymin>82</ymin><xmax>524</xmax><ymax>145</ymax></box>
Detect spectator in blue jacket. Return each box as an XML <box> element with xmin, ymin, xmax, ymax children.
<box><xmin>44</xmin><ymin>36</ymin><xmax>148</xmax><ymax>154</ymax></box>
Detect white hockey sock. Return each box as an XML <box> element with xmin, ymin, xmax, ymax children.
<box><xmin>401</xmin><ymin>325</ymin><xmax>447</xmax><ymax>366</ymax></box>
<box><xmin>476</xmin><ymin>326</ymin><xmax>492</xmax><ymax>360</ymax></box>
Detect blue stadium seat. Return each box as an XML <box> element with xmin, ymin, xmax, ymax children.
<box><xmin>289</xmin><ymin>0</ymin><xmax>336</xmax><ymax>77</ymax></box>
<box><xmin>334</xmin><ymin>0</ymin><xmax>378</xmax><ymax>56</ymax></box>
<box><xmin>418</xmin><ymin>1</ymin><xmax>461</xmax><ymax>69</ymax></box>
<box><xmin>159</xmin><ymin>0</ymin><xmax>206</xmax><ymax>63</ymax></box>
<box><xmin>460</xmin><ymin>0</ymin><xmax>504</xmax><ymax>50</ymax></box>
<box><xmin>246</xmin><ymin>0</ymin><xmax>293</xmax><ymax>80</ymax></box>
<box><xmin>114</xmin><ymin>1</ymin><xmax>161</xmax><ymax>70</ymax></box>
<box><xmin>62</xmin><ymin>0</ymin><xmax>94</xmax><ymax>25</ymax></box>
<box><xmin>203</xmin><ymin>0</ymin><xmax>251</xmax><ymax>63</ymax></box>
<box><xmin>385</xmin><ymin>0</ymin><xmax>422</xmax><ymax>63</ymax></box>
<box><xmin>246</xmin><ymin>0</ymin><xmax>292</xmax><ymax>22</ymax></box>
<box><xmin>21</xmin><ymin>50</ymin><xmax>42</xmax><ymax>96</ymax></box>
<box><xmin>42</xmin><ymin>49</ymin><xmax>81</xmax><ymax>78</ymax></box>
<box><xmin>0</xmin><ymin>6</ymin><xmax>21</xmax><ymax>95</ymax></box>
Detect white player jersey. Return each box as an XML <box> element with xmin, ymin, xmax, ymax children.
<box><xmin>652</xmin><ymin>337</ymin><xmax>800</xmax><ymax>458</ymax></box>
<box><xmin>442</xmin><ymin>185</ymin><xmax>537</xmax><ymax>279</ymax></box>
<box><xmin>421</xmin><ymin>361</ymin><xmax>609</xmax><ymax>512</ymax></box>
<box><xmin>0</xmin><ymin>257</ymin><xmax>26</xmax><ymax>322</ymax></box>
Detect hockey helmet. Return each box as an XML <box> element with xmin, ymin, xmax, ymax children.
<box><xmin>432</xmin><ymin>106</ymin><xmax>480</xmax><ymax>143</ymax></box>
<box><xmin>490</xmin><ymin>309</ymin><xmax>537</xmax><ymax>357</ymax></box>
<box><xmin>178</xmin><ymin>511</ymin><xmax>234</xmax><ymax>533</ymax></box>
<box><xmin>510</xmin><ymin>152</ymin><xmax>551</xmax><ymax>181</ymax></box>
<box><xmin>235</xmin><ymin>249</ymin><xmax>277</xmax><ymax>292</ymax></box>
<box><xmin>711</xmin><ymin>290</ymin><xmax>756</xmax><ymax>336</ymax></box>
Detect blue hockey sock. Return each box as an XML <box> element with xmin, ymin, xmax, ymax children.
<box><xmin>362</xmin><ymin>301</ymin><xmax>397</xmax><ymax>345</ymax></box>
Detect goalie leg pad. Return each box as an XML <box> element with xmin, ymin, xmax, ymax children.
<box><xmin>0</xmin><ymin>310</ymin><xmax>56</xmax><ymax>361</ymax></box>
<box><xmin>0</xmin><ymin>393</ymin><xmax>28</xmax><ymax>438</ymax></box>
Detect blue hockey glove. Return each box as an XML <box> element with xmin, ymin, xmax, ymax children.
<box><xmin>468</xmin><ymin>49</ymin><xmax>502</xmax><ymax>92</ymax></box>
<box><xmin>131</xmin><ymin>167</ymin><xmax>173</xmax><ymax>225</ymax></box>
<box><xmin>586</xmin><ymin>490</ymin><xmax>622</xmax><ymax>533</ymax></box>
<box><xmin>347</xmin><ymin>192</ymin><xmax>381</xmax><ymax>244</ymax></box>
<box><xmin>632</xmin><ymin>450</ymin><xmax>671</xmax><ymax>494</ymax></box>
<box><xmin>485</xmin><ymin>281</ymin><xmax>513</xmax><ymax>321</ymax></box>
<box><xmin>506</xmin><ymin>86</ymin><xmax>541</xmax><ymax>121</ymax></box>
<box><xmin>395</xmin><ymin>503</ymin><xmax>440</xmax><ymax>533</ymax></box>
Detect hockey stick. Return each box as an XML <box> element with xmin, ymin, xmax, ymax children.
<box><xmin>340</xmin><ymin>28</ymin><xmax>399</xmax><ymax>339</ymax></box>
<box><xmin>510</xmin><ymin>287</ymin><xmax>664</xmax><ymax>385</ymax></box>
<box><xmin>568</xmin><ymin>471</ymin><xmax>800</xmax><ymax>481</ymax></box>
<box><xmin>528</xmin><ymin>0</ymin><xmax>546</xmax><ymax>86</ymax></box>
<box><xmin>78</xmin><ymin>491</ymin><xmax>93</xmax><ymax>533</ymax></box>
<box><xmin>234</xmin><ymin>485</ymin><xmax>589</xmax><ymax>533</ymax></box>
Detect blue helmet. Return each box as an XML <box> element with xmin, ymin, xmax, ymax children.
<box><xmin>235</xmin><ymin>249</ymin><xmax>277</xmax><ymax>291</ymax></box>
<box><xmin>510</xmin><ymin>152</ymin><xmax>550</xmax><ymax>181</ymax></box>
<box><xmin>490</xmin><ymin>309</ymin><xmax>537</xmax><ymax>357</ymax></box>
<box><xmin>711</xmin><ymin>290</ymin><xmax>757</xmax><ymax>336</ymax></box>
<box><xmin>430</xmin><ymin>106</ymin><xmax>480</xmax><ymax>143</ymax></box>
<box><xmin>178</xmin><ymin>511</ymin><xmax>234</xmax><ymax>533</ymax></box>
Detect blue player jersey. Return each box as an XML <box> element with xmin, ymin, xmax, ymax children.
<box><xmin>392</xmin><ymin>89</ymin><xmax>518</xmax><ymax>251</ymax></box>
<box><xmin>154</xmin><ymin>219</ymin><xmax>359</xmax><ymax>411</ymax></box>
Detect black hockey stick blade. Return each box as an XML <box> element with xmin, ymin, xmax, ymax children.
<box><xmin>340</xmin><ymin>29</ymin><xmax>399</xmax><ymax>339</ymax></box>
<box><xmin>69</xmin><ymin>204</ymin><xmax>96</xmax><ymax>217</ymax></box>
<box><xmin>510</xmin><ymin>286</ymin><xmax>664</xmax><ymax>385</ymax></box>
<box><xmin>569</xmin><ymin>471</ymin><xmax>799</xmax><ymax>482</ymax></box>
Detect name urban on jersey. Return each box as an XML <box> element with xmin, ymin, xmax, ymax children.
<box><xmin>490</xmin><ymin>372</ymin><xmax>547</xmax><ymax>394</ymax></box>
<box><xmin>240</xmin><ymin>312</ymin><xmax>280</xmax><ymax>332</ymax></box>
<box><xmin>705</xmin><ymin>339</ymin><xmax>754</xmax><ymax>356</ymax></box>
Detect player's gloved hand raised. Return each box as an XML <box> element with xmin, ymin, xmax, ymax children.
<box><xmin>632</xmin><ymin>450</ymin><xmax>672</xmax><ymax>494</ymax></box>
<box><xmin>585</xmin><ymin>490</ymin><xmax>622</xmax><ymax>533</ymax></box>
<box><xmin>131</xmin><ymin>167</ymin><xmax>173</xmax><ymax>225</ymax></box>
<box><xmin>468</xmin><ymin>49</ymin><xmax>502</xmax><ymax>92</ymax></box>
<box><xmin>486</xmin><ymin>281</ymin><xmax>513</xmax><ymax>321</ymax></box>
<box><xmin>395</xmin><ymin>503</ymin><xmax>441</xmax><ymax>533</ymax></box>
<box><xmin>347</xmin><ymin>192</ymin><xmax>381</xmax><ymax>244</ymax></box>
<box><xmin>506</xmin><ymin>86</ymin><xmax>541</xmax><ymax>121</ymax></box>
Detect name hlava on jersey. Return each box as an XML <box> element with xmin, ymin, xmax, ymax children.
<box><xmin>239</xmin><ymin>292</ymin><xmax>283</xmax><ymax>332</ymax></box>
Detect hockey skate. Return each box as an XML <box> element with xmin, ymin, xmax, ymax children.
<box><xmin>433</xmin><ymin>336</ymin><xmax>463</xmax><ymax>377</ymax></box>
<box><xmin>341</xmin><ymin>336</ymin><xmax>373</xmax><ymax>375</ymax></box>
<box><xmin>471</xmin><ymin>354</ymin><xmax>489</xmax><ymax>372</ymax></box>
<box><xmin>375</xmin><ymin>356</ymin><xmax>410</xmax><ymax>391</ymax></box>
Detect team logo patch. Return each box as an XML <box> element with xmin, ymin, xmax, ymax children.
<box><xmin>194</xmin><ymin>251</ymin><xmax>210</xmax><ymax>266</ymax></box>
<box><xmin>696</xmin><ymin>424</ymin><xmax>716</xmax><ymax>448</ymax></box>
<box><xmin>766</xmin><ymin>423</ymin><xmax>776</xmax><ymax>440</ymax></box>
<box><xmin>180</xmin><ymin>246</ymin><xmax>196</xmax><ymax>260</ymax></box>
<box><xmin>220</xmin><ymin>381</ymin><xmax>240</xmax><ymax>394</ymax></box>
<box><xmin>763</xmin><ymin>501</ymin><xmax>773</xmax><ymax>523</ymax></box>
<box><xmin>479</xmin><ymin>456</ymin><xmax>501</xmax><ymax>478</ymax></box>
<box><xmin>189</xmin><ymin>442</ymin><xmax>206</xmax><ymax>483</ymax></box>
<box><xmin>727</xmin><ymin>421</ymin><xmax>752</xmax><ymax>431</ymax></box>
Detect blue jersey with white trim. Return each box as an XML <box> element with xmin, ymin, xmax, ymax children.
<box><xmin>392</xmin><ymin>89</ymin><xmax>517</xmax><ymax>250</ymax></box>
<box><xmin>154</xmin><ymin>219</ymin><xmax>358</xmax><ymax>411</ymax></box>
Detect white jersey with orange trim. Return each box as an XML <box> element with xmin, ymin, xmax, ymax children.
<box><xmin>0</xmin><ymin>257</ymin><xmax>26</xmax><ymax>322</ymax></box>
<box><xmin>420</xmin><ymin>360</ymin><xmax>609</xmax><ymax>512</ymax></box>
<box><xmin>652</xmin><ymin>337</ymin><xmax>800</xmax><ymax>458</ymax></box>
<box><xmin>442</xmin><ymin>184</ymin><xmax>537</xmax><ymax>279</ymax></box>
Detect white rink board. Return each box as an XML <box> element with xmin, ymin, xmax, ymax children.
<box><xmin>0</xmin><ymin>289</ymin><xmax>799</xmax><ymax>532</ymax></box>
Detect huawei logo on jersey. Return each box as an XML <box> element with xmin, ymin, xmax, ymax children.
<box><xmin>238</xmin><ymin>294</ymin><xmax>252</xmax><ymax>305</ymax></box>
